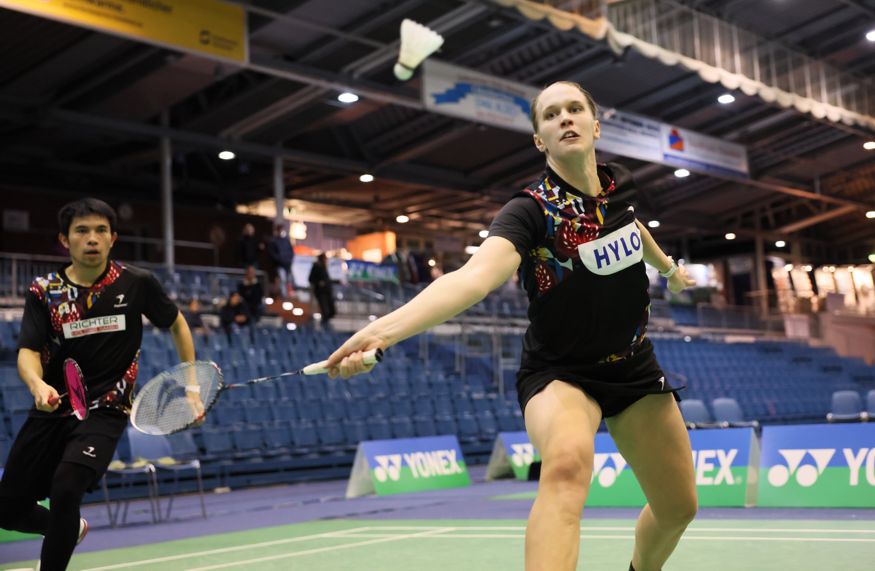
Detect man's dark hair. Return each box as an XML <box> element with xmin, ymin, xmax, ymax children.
<box><xmin>57</xmin><ymin>198</ymin><xmax>117</xmax><ymax>236</ymax></box>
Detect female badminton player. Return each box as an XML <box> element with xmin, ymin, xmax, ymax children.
<box><xmin>327</xmin><ymin>81</ymin><xmax>698</xmax><ymax>571</ymax></box>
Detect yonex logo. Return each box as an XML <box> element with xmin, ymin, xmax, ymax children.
<box><xmin>373</xmin><ymin>454</ymin><xmax>402</xmax><ymax>482</ymax></box>
<box><xmin>692</xmin><ymin>449</ymin><xmax>737</xmax><ymax>485</ymax></box>
<box><xmin>510</xmin><ymin>444</ymin><xmax>535</xmax><ymax>468</ymax></box>
<box><xmin>592</xmin><ymin>453</ymin><xmax>627</xmax><ymax>487</ymax></box>
<box><xmin>767</xmin><ymin>448</ymin><xmax>835</xmax><ymax>487</ymax></box>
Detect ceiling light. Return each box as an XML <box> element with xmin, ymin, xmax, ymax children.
<box><xmin>292</xmin><ymin>307</ymin><xmax>304</xmax><ymax>316</ymax></box>
<box><xmin>264</xmin><ymin>297</ymin><xmax>274</xmax><ymax>305</ymax></box>
<box><xmin>282</xmin><ymin>301</ymin><xmax>293</xmax><ymax>311</ymax></box>
<box><xmin>464</xmin><ymin>245</ymin><xmax>479</xmax><ymax>255</ymax></box>
<box><xmin>479</xmin><ymin>230</ymin><xmax>489</xmax><ymax>238</ymax></box>
<box><xmin>428</xmin><ymin>259</ymin><xmax>436</xmax><ymax>267</ymax></box>
<box><xmin>285</xmin><ymin>323</ymin><xmax>297</xmax><ymax>331</ymax></box>
<box><xmin>775</xmin><ymin>240</ymin><xmax>786</xmax><ymax>248</ymax></box>
<box><xmin>864</xmin><ymin>141</ymin><xmax>875</xmax><ymax>150</ymax></box>
<box><xmin>867</xmin><ymin>30</ymin><xmax>875</xmax><ymax>42</ymax></box>
<box><xmin>647</xmin><ymin>220</ymin><xmax>660</xmax><ymax>228</ymax></box>
<box><xmin>396</xmin><ymin>214</ymin><xmax>409</xmax><ymax>223</ymax></box>
<box><xmin>218</xmin><ymin>150</ymin><xmax>235</xmax><ymax>160</ymax></box>
<box><xmin>784</xmin><ymin>264</ymin><xmax>793</xmax><ymax>271</ymax></box>
<box><xmin>866</xmin><ymin>211</ymin><xmax>875</xmax><ymax>219</ymax></box>
<box><xmin>724</xmin><ymin>232</ymin><xmax>736</xmax><ymax>240</ymax></box>
<box><xmin>869</xmin><ymin>254</ymin><xmax>875</xmax><ymax>263</ymax></box>
<box><xmin>338</xmin><ymin>92</ymin><xmax>359</xmax><ymax>103</ymax></box>
<box><xmin>717</xmin><ymin>94</ymin><xmax>735</xmax><ymax>104</ymax></box>
<box><xmin>359</xmin><ymin>173</ymin><xmax>374</xmax><ymax>183</ymax></box>
<box><xmin>802</xmin><ymin>265</ymin><xmax>813</xmax><ymax>272</ymax></box>
<box><xmin>674</xmin><ymin>168</ymin><xmax>690</xmax><ymax>178</ymax></box>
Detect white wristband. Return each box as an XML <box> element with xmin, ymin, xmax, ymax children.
<box><xmin>185</xmin><ymin>385</ymin><xmax>201</xmax><ymax>394</ymax></box>
<box><xmin>660</xmin><ymin>259</ymin><xmax>678</xmax><ymax>279</ymax></box>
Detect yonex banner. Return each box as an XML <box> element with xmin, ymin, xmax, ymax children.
<box><xmin>346</xmin><ymin>435</ymin><xmax>471</xmax><ymax>498</ymax></box>
<box><xmin>486</xmin><ymin>431</ymin><xmax>541</xmax><ymax>481</ymax></box>
<box><xmin>0</xmin><ymin>0</ymin><xmax>248</xmax><ymax>64</ymax></box>
<box><xmin>758</xmin><ymin>423</ymin><xmax>875</xmax><ymax>508</ymax></box>
<box><xmin>486</xmin><ymin>428</ymin><xmax>757</xmax><ymax>506</ymax></box>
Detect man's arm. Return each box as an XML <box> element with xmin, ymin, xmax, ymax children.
<box><xmin>635</xmin><ymin>220</ymin><xmax>696</xmax><ymax>293</ymax></box>
<box><xmin>18</xmin><ymin>348</ymin><xmax>58</xmax><ymax>412</ymax></box>
<box><xmin>169</xmin><ymin>311</ymin><xmax>195</xmax><ymax>363</ymax></box>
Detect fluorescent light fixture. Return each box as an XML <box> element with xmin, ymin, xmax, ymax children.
<box><xmin>864</xmin><ymin>141</ymin><xmax>875</xmax><ymax>150</ymax></box>
<box><xmin>724</xmin><ymin>232</ymin><xmax>736</xmax><ymax>240</ymax></box>
<box><xmin>717</xmin><ymin>94</ymin><xmax>735</xmax><ymax>104</ymax></box>
<box><xmin>866</xmin><ymin>211</ymin><xmax>875</xmax><ymax>219</ymax></box>
<box><xmin>396</xmin><ymin>214</ymin><xmax>409</xmax><ymax>223</ymax></box>
<box><xmin>464</xmin><ymin>245</ymin><xmax>479</xmax><ymax>255</ymax></box>
<box><xmin>775</xmin><ymin>240</ymin><xmax>786</xmax><ymax>248</ymax></box>
<box><xmin>674</xmin><ymin>168</ymin><xmax>690</xmax><ymax>178</ymax></box>
<box><xmin>647</xmin><ymin>220</ymin><xmax>660</xmax><ymax>228</ymax></box>
<box><xmin>479</xmin><ymin>230</ymin><xmax>489</xmax><ymax>238</ymax></box>
<box><xmin>359</xmin><ymin>173</ymin><xmax>375</xmax><ymax>183</ymax></box>
<box><xmin>218</xmin><ymin>150</ymin><xmax>235</xmax><ymax>160</ymax></box>
<box><xmin>338</xmin><ymin>92</ymin><xmax>359</xmax><ymax>103</ymax></box>
<box><xmin>282</xmin><ymin>301</ymin><xmax>293</xmax><ymax>310</ymax></box>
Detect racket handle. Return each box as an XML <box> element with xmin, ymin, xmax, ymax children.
<box><xmin>302</xmin><ymin>348</ymin><xmax>383</xmax><ymax>375</ymax></box>
<box><xmin>48</xmin><ymin>395</ymin><xmax>60</xmax><ymax>406</ymax></box>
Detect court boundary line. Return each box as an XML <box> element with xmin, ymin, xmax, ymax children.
<box><xmin>186</xmin><ymin>527</ymin><xmax>457</xmax><ymax>571</ymax></box>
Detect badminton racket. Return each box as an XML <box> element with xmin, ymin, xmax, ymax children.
<box><xmin>47</xmin><ymin>358</ymin><xmax>90</xmax><ymax>421</ymax></box>
<box><xmin>130</xmin><ymin>348</ymin><xmax>383</xmax><ymax>435</ymax></box>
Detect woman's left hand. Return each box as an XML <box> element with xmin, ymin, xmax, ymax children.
<box><xmin>668</xmin><ymin>265</ymin><xmax>696</xmax><ymax>293</ymax></box>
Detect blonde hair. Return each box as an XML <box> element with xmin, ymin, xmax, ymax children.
<box><xmin>529</xmin><ymin>81</ymin><xmax>598</xmax><ymax>132</ymax></box>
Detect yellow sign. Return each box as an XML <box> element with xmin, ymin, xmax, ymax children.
<box><xmin>1</xmin><ymin>0</ymin><xmax>248</xmax><ymax>64</ymax></box>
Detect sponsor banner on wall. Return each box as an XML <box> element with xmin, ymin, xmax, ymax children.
<box><xmin>346</xmin><ymin>260</ymin><xmax>400</xmax><ymax>283</ymax></box>
<box><xmin>346</xmin><ymin>436</ymin><xmax>471</xmax><ymax>498</ymax></box>
<box><xmin>485</xmin><ymin>428</ymin><xmax>757</xmax><ymax>507</ymax></box>
<box><xmin>422</xmin><ymin>61</ymin><xmax>748</xmax><ymax>176</ymax></box>
<box><xmin>486</xmin><ymin>431</ymin><xmax>541</xmax><ymax>481</ymax></box>
<box><xmin>1</xmin><ymin>0</ymin><xmax>248</xmax><ymax>64</ymax></box>
<box><xmin>758</xmin><ymin>423</ymin><xmax>875</xmax><ymax>507</ymax></box>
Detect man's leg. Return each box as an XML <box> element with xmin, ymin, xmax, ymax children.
<box><xmin>606</xmin><ymin>394</ymin><xmax>697</xmax><ymax>571</ymax></box>
<box><xmin>39</xmin><ymin>462</ymin><xmax>96</xmax><ymax>571</ymax></box>
<box><xmin>523</xmin><ymin>380</ymin><xmax>602</xmax><ymax>571</ymax></box>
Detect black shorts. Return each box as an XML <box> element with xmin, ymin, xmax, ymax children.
<box><xmin>0</xmin><ymin>408</ymin><xmax>128</xmax><ymax>503</ymax></box>
<box><xmin>517</xmin><ymin>338</ymin><xmax>683</xmax><ymax>418</ymax></box>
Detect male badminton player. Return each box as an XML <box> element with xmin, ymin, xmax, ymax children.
<box><xmin>328</xmin><ymin>82</ymin><xmax>697</xmax><ymax>571</ymax></box>
<box><xmin>0</xmin><ymin>198</ymin><xmax>196</xmax><ymax>570</ymax></box>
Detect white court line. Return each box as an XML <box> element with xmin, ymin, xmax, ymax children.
<box><xmin>186</xmin><ymin>527</ymin><xmax>456</xmax><ymax>571</ymax></box>
<box><xmin>80</xmin><ymin>527</ymin><xmax>371</xmax><ymax>571</ymax></box>
<box><xmin>338</xmin><ymin>525</ymin><xmax>875</xmax><ymax>534</ymax></box>
<box><xmin>334</xmin><ymin>532</ymin><xmax>875</xmax><ymax>543</ymax></box>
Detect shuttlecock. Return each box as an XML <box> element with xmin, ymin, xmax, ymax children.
<box><xmin>394</xmin><ymin>19</ymin><xmax>444</xmax><ymax>81</ymax></box>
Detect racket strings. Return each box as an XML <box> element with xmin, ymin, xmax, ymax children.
<box><xmin>132</xmin><ymin>362</ymin><xmax>222</xmax><ymax>435</ymax></box>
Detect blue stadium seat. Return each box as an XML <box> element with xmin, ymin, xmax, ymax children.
<box><xmin>389</xmin><ymin>416</ymin><xmax>415</xmax><ymax>438</ymax></box>
<box><xmin>290</xmin><ymin>421</ymin><xmax>318</xmax><ymax>453</ymax></box>
<box><xmin>366</xmin><ymin>417</ymin><xmax>392</xmax><ymax>440</ymax></box>
<box><xmin>342</xmin><ymin>419</ymin><xmax>368</xmax><ymax>447</ymax></box>
<box><xmin>434</xmin><ymin>415</ymin><xmax>458</xmax><ymax>436</ymax></box>
<box><xmin>711</xmin><ymin>397</ymin><xmax>759</xmax><ymax>429</ymax></box>
<box><xmin>456</xmin><ymin>413</ymin><xmax>479</xmax><ymax>444</ymax></box>
<box><xmin>867</xmin><ymin>390</ymin><xmax>875</xmax><ymax>418</ymax></box>
<box><xmin>316</xmin><ymin>421</ymin><xmax>346</xmax><ymax>451</ymax></box>
<box><xmin>476</xmin><ymin>411</ymin><xmax>498</xmax><ymax>439</ymax></box>
<box><xmin>679</xmin><ymin>399</ymin><xmax>714</xmax><ymax>428</ymax></box>
<box><xmin>827</xmin><ymin>391</ymin><xmax>867</xmax><ymax>422</ymax></box>
<box><xmin>414</xmin><ymin>416</ymin><xmax>437</xmax><ymax>437</ymax></box>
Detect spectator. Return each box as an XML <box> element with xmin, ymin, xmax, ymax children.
<box><xmin>183</xmin><ymin>298</ymin><xmax>211</xmax><ymax>339</ymax></box>
<box><xmin>219</xmin><ymin>292</ymin><xmax>253</xmax><ymax>341</ymax></box>
<box><xmin>237</xmin><ymin>265</ymin><xmax>264</xmax><ymax>322</ymax></box>
<box><xmin>268</xmin><ymin>223</ymin><xmax>295</xmax><ymax>299</ymax></box>
<box><xmin>309</xmin><ymin>253</ymin><xmax>336</xmax><ymax>329</ymax></box>
<box><xmin>238</xmin><ymin>223</ymin><xmax>262</xmax><ymax>269</ymax></box>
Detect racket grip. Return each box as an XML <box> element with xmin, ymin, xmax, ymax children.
<box><xmin>48</xmin><ymin>395</ymin><xmax>59</xmax><ymax>406</ymax></box>
<box><xmin>302</xmin><ymin>348</ymin><xmax>384</xmax><ymax>375</ymax></box>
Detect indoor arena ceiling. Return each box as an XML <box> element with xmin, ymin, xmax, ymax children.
<box><xmin>0</xmin><ymin>0</ymin><xmax>874</xmax><ymax>262</ymax></box>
